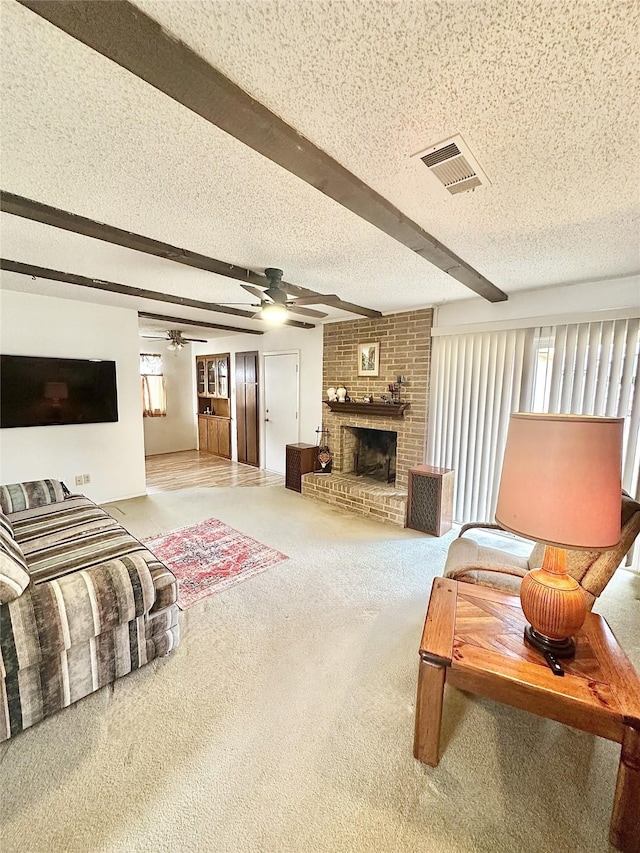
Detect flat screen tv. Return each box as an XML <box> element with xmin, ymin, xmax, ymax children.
<box><xmin>0</xmin><ymin>355</ymin><xmax>118</xmax><ymax>428</ymax></box>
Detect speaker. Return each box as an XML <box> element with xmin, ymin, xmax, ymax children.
<box><xmin>406</xmin><ymin>465</ymin><xmax>454</xmax><ymax>536</ymax></box>
<box><xmin>285</xmin><ymin>443</ymin><xmax>319</xmax><ymax>493</ymax></box>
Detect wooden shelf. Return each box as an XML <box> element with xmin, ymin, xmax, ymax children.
<box><xmin>323</xmin><ymin>400</ymin><xmax>410</xmax><ymax>418</ymax></box>
<box><xmin>196</xmin><ymin>413</ymin><xmax>230</xmax><ymax>420</ymax></box>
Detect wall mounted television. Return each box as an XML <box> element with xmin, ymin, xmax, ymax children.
<box><xmin>0</xmin><ymin>355</ymin><xmax>118</xmax><ymax>428</ymax></box>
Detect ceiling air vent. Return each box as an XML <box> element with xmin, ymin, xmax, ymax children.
<box><xmin>413</xmin><ymin>135</ymin><xmax>490</xmax><ymax>196</ymax></box>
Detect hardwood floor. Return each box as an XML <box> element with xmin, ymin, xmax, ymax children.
<box><xmin>145</xmin><ymin>450</ymin><xmax>284</xmax><ymax>493</ymax></box>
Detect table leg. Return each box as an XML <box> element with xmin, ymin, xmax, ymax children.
<box><xmin>610</xmin><ymin>723</ymin><xmax>640</xmax><ymax>852</ymax></box>
<box><xmin>413</xmin><ymin>658</ymin><xmax>446</xmax><ymax>766</ymax></box>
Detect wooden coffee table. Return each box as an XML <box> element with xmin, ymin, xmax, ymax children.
<box><xmin>413</xmin><ymin>577</ymin><xmax>640</xmax><ymax>852</ymax></box>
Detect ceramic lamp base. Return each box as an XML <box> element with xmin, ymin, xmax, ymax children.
<box><xmin>519</xmin><ymin>545</ymin><xmax>586</xmax><ymax>660</ymax></box>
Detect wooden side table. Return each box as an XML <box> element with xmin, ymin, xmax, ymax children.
<box><xmin>413</xmin><ymin>577</ymin><xmax>640</xmax><ymax>852</ymax></box>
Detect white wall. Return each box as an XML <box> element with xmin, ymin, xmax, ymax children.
<box><xmin>140</xmin><ymin>339</ymin><xmax>197</xmax><ymax>456</ymax></box>
<box><xmin>0</xmin><ymin>288</ymin><xmax>146</xmax><ymax>503</ymax></box>
<box><xmin>434</xmin><ymin>274</ymin><xmax>640</xmax><ymax>332</ymax></box>
<box><xmin>193</xmin><ymin>324</ymin><xmax>323</xmax><ymax>465</ymax></box>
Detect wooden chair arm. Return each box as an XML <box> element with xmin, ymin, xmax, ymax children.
<box><xmin>458</xmin><ymin>522</ymin><xmax>504</xmax><ymax>539</ymax></box>
<box><xmin>450</xmin><ymin>564</ymin><xmax>528</xmax><ymax>580</ymax></box>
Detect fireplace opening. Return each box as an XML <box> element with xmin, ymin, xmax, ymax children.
<box><xmin>349</xmin><ymin>427</ymin><xmax>397</xmax><ymax>484</ymax></box>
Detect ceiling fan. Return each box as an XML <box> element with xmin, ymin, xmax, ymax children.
<box><xmin>213</xmin><ymin>266</ymin><xmax>381</xmax><ymax>321</ymax></box>
<box><xmin>239</xmin><ymin>268</ymin><xmax>332</xmax><ymax>321</ymax></box>
<box><xmin>141</xmin><ymin>329</ymin><xmax>207</xmax><ymax>350</ymax></box>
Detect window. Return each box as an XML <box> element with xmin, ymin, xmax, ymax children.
<box><xmin>140</xmin><ymin>353</ymin><xmax>166</xmax><ymax>417</ymax></box>
<box><xmin>428</xmin><ymin>318</ymin><xmax>640</xmax><ymax>524</ymax></box>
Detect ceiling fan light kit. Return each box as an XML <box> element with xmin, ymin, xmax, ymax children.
<box><xmin>257</xmin><ymin>302</ymin><xmax>288</xmax><ymax>323</ymax></box>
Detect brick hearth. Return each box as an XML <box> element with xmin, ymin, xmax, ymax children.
<box><xmin>302</xmin><ymin>473</ymin><xmax>406</xmax><ymax>526</ymax></box>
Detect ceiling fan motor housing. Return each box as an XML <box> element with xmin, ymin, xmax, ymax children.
<box><xmin>264</xmin><ymin>268</ymin><xmax>283</xmax><ymax>281</ymax></box>
<box><xmin>264</xmin><ymin>268</ymin><xmax>288</xmax><ymax>304</ymax></box>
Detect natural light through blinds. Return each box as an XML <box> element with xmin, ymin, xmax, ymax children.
<box><xmin>427</xmin><ymin>318</ymin><xmax>640</xmax><ymax>525</ymax></box>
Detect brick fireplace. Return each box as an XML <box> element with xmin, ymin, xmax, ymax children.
<box><xmin>302</xmin><ymin>308</ymin><xmax>433</xmax><ymax>526</ymax></box>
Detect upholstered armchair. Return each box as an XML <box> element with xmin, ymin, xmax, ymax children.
<box><xmin>444</xmin><ymin>492</ymin><xmax>640</xmax><ymax>610</ymax></box>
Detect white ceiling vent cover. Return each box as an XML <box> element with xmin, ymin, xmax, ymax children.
<box><xmin>413</xmin><ymin>135</ymin><xmax>491</xmax><ymax>196</ymax></box>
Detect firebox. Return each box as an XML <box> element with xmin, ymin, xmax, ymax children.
<box><xmin>345</xmin><ymin>426</ymin><xmax>397</xmax><ymax>483</ymax></box>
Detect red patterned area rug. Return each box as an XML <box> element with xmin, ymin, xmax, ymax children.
<box><xmin>143</xmin><ymin>518</ymin><xmax>289</xmax><ymax>609</ymax></box>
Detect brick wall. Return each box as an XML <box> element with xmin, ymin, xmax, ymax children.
<box><xmin>322</xmin><ymin>308</ymin><xmax>433</xmax><ymax>490</ymax></box>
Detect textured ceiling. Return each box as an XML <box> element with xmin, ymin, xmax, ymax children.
<box><xmin>0</xmin><ymin>0</ymin><xmax>638</xmax><ymax>333</ymax></box>
<box><xmin>136</xmin><ymin>0</ymin><xmax>640</xmax><ymax>285</ymax></box>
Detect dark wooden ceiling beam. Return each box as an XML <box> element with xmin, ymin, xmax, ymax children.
<box><xmin>17</xmin><ymin>0</ymin><xmax>508</xmax><ymax>304</ymax></box>
<box><xmin>0</xmin><ymin>191</ymin><xmax>266</xmax><ymax>286</ymax></box>
<box><xmin>1</xmin><ymin>191</ymin><xmax>380</xmax><ymax>318</ymax></box>
<box><xmin>138</xmin><ymin>311</ymin><xmax>263</xmax><ymax>335</ymax></box>
<box><xmin>0</xmin><ymin>259</ymin><xmax>315</xmax><ymax>329</ymax></box>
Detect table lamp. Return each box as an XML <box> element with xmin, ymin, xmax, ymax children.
<box><xmin>495</xmin><ymin>413</ymin><xmax>623</xmax><ymax>658</ymax></box>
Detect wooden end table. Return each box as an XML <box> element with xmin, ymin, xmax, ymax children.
<box><xmin>413</xmin><ymin>578</ymin><xmax>640</xmax><ymax>853</ymax></box>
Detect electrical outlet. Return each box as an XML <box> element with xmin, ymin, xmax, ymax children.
<box><xmin>83</xmin><ymin>474</ymin><xmax>91</xmax><ymax>484</ymax></box>
<box><xmin>75</xmin><ymin>475</ymin><xmax>83</xmax><ymax>487</ymax></box>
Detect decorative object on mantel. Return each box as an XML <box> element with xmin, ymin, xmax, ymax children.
<box><xmin>336</xmin><ymin>385</ymin><xmax>348</xmax><ymax>402</ymax></box>
<box><xmin>388</xmin><ymin>375</ymin><xmax>406</xmax><ymax>404</ymax></box>
<box><xmin>315</xmin><ymin>427</ymin><xmax>333</xmax><ymax>474</ymax></box>
<box><xmin>324</xmin><ymin>400</ymin><xmax>410</xmax><ymax>418</ymax></box>
<box><xmin>326</xmin><ymin>387</ymin><xmax>338</xmax><ymax>402</ymax></box>
<box><xmin>357</xmin><ymin>342</ymin><xmax>380</xmax><ymax>376</ymax></box>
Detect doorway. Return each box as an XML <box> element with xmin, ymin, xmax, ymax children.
<box><xmin>263</xmin><ymin>351</ymin><xmax>299</xmax><ymax>475</ymax></box>
<box><xmin>236</xmin><ymin>351</ymin><xmax>260</xmax><ymax>467</ymax></box>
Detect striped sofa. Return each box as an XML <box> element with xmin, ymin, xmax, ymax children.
<box><xmin>0</xmin><ymin>479</ymin><xmax>180</xmax><ymax>740</ymax></box>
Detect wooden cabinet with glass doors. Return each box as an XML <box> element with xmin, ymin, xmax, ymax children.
<box><xmin>196</xmin><ymin>353</ymin><xmax>231</xmax><ymax>459</ymax></box>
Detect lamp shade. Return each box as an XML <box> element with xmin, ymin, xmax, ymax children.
<box><xmin>495</xmin><ymin>414</ymin><xmax>623</xmax><ymax>550</ymax></box>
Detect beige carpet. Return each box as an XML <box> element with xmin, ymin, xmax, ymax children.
<box><xmin>1</xmin><ymin>485</ymin><xmax>638</xmax><ymax>853</ymax></box>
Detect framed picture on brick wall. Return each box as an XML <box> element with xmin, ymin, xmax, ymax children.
<box><xmin>357</xmin><ymin>342</ymin><xmax>380</xmax><ymax>376</ymax></box>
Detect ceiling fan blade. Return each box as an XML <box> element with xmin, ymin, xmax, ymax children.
<box><xmin>287</xmin><ymin>305</ymin><xmax>328</xmax><ymax>318</ymax></box>
<box><xmin>241</xmin><ymin>284</ymin><xmax>266</xmax><ymax>300</ymax></box>
<box><xmin>183</xmin><ymin>337</ymin><xmax>208</xmax><ymax>343</ymax></box>
<box><xmin>141</xmin><ymin>335</ymin><xmax>169</xmax><ymax>340</ymax></box>
<box><xmin>289</xmin><ymin>294</ymin><xmax>340</xmax><ymax>306</ymax></box>
<box><xmin>283</xmin><ymin>283</ymin><xmax>382</xmax><ymax>318</ymax></box>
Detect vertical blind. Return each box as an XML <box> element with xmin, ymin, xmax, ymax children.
<box><xmin>428</xmin><ymin>318</ymin><xmax>640</xmax><ymax>525</ymax></box>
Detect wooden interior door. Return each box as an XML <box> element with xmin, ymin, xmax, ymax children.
<box><xmin>236</xmin><ymin>351</ymin><xmax>259</xmax><ymax>467</ymax></box>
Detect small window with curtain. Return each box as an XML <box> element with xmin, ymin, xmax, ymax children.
<box><xmin>140</xmin><ymin>353</ymin><xmax>167</xmax><ymax>417</ymax></box>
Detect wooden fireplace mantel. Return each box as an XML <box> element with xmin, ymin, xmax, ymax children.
<box><xmin>323</xmin><ymin>400</ymin><xmax>410</xmax><ymax>418</ymax></box>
